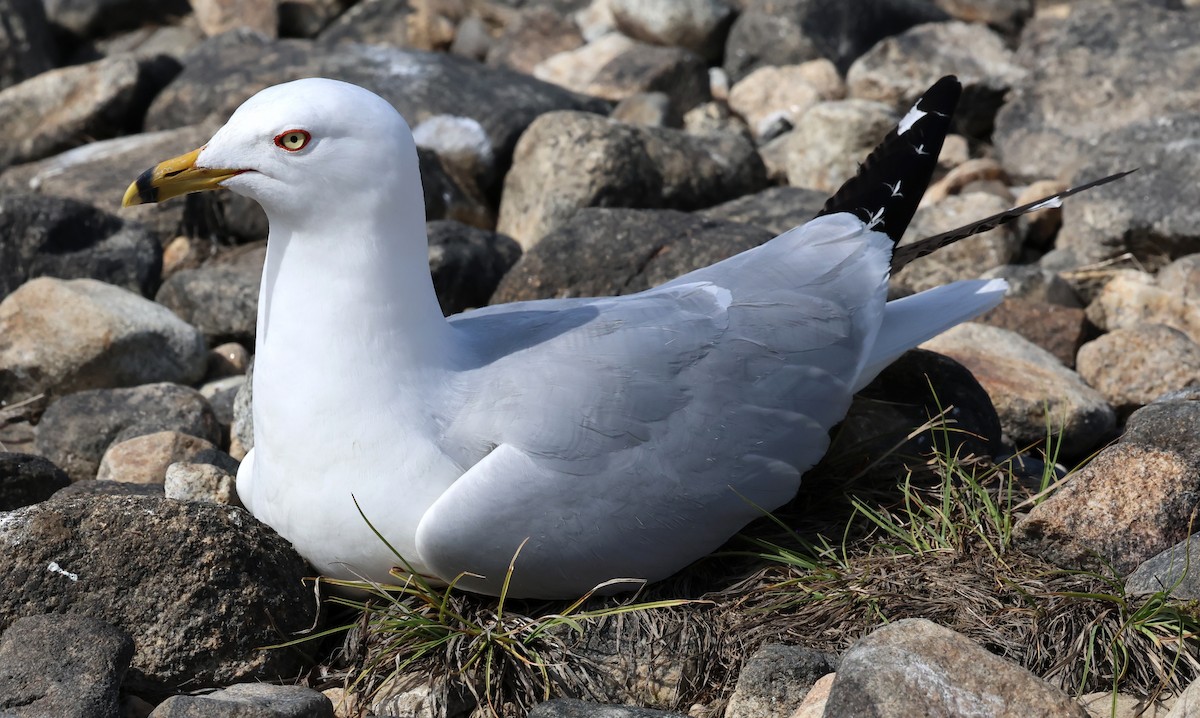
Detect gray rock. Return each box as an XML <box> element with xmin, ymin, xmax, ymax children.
<box><xmin>0</xmin><ymin>495</ymin><xmax>319</xmax><ymax>696</ymax></box>
<box><xmin>427</xmin><ymin>221</ymin><xmax>522</xmax><ymax>315</ymax></box>
<box><xmin>192</xmin><ymin>0</ymin><xmax>278</xmax><ymax>38</ymax></box>
<box><xmin>164</xmin><ymin>460</ymin><xmax>241</xmax><ymax>506</ymax></box>
<box><xmin>0</xmin><ymin>614</ymin><xmax>134</xmax><ymax>718</ymax></box>
<box><xmin>610</xmin><ymin>0</ymin><xmax>734</xmax><ymax>61</ymax></box>
<box><xmin>533</xmin><ymin>33</ymin><xmax>710</xmax><ymax>117</ymax></box>
<box><xmin>497</xmin><ymin>111</ymin><xmax>766</xmax><ymax>249</ymax></box>
<box><xmin>723</xmin><ymin>0</ymin><xmax>949</xmax><ymax>81</ymax></box>
<box><xmin>155</xmin><ymin>243</ymin><xmax>266</xmax><ymax>347</ymax></box>
<box><xmin>1053</xmin><ymin>114</ymin><xmax>1200</xmax><ymax>267</ymax></box>
<box><xmin>529</xmin><ymin>699</ymin><xmax>689</xmax><ymax>718</ymax></box>
<box><xmin>315</xmin><ymin>0</ymin><xmax>413</xmax><ymax>46</ymax></box>
<box><xmin>1076</xmin><ymin>325</ymin><xmax>1200</xmax><ymax>415</ymax></box>
<box><xmin>492</xmin><ymin>209</ymin><xmax>772</xmax><ymax>303</ymax></box>
<box><xmin>0</xmin><ymin>453</ymin><xmax>70</xmax><ymax>511</ymax></box>
<box><xmin>980</xmin><ymin>265</ymin><xmax>1081</xmax><ymax>307</ymax></box>
<box><xmin>933</xmin><ymin>0</ymin><xmax>1032</xmax><ymax>35</ymax></box>
<box><xmin>724</xmin><ymin>644</ymin><xmax>837</xmax><ymax>718</ymax></box>
<box><xmin>44</xmin><ymin>0</ymin><xmax>190</xmax><ymax>39</ymax></box>
<box><xmin>200</xmin><ymin>375</ymin><xmax>245</xmax><ymax>437</ymax></box>
<box><xmin>0</xmin><ymin>0</ymin><xmax>56</xmax><ymax>91</ymax></box>
<box><xmin>611</xmin><ymin>92</ymin><xmax>680</xmax><ymax>128</ymax></box>
<box><xmin>97</xmin><ymin>430</ymin><xmax>220</xmax><ymax>484</ymax></box>
<box><xmin>0</xmin><ymin>52</ymin><xmax>181</xmax><ymax>170</ymax></box>
<box><xmin>0</xmin><ymin>124</ymin><xmax>218</xmax><ymax>244</ymax></box>
<box><xmin>52</xmin><ymin>479</ymin><xmax>165</xmax><ymax>499</ymax></box>
<box><xmin>698</xmin><ymin>186</ymin><xmax>828</xmax><ymax>236</ymax></box>
<box><xmin>0</xmin><ymin>193</ymin><xmax>161</xmax><ymax>302</ymax></box>
<box><xmin>230</xmin><ymin>360</ymin><xmax>254</xmax><ymax>459</ymax></box>
<box><xmin>893</xmin><ymin>193</ymin><xmax>1022</xmax><ymax>295</ymax></box>
<box><xmin>781</xmin><ymin>99</ymin><xmax>897</xmax><ymax>194</ymax></box>
<box><xmin>92</xmin><ymin>16</ymin><xmax>207</xmax><ymax>63</ymax></box>
<box><xmin>825</xmin><ymin>619</ymin><xmax>1085</xmax><ymax>718</ymax></box>
<box><xmin>484</xmin><ymin>7</ymin><xmax>584</xmax><ymax>76</ymax></box>
<box><xmin>921</xmin><ymin>323</ymin><xmax>1116</xmax><ymax>460</ymax></box>
<box><xmin>1125</xmin><ymin>534</ymin><xmax>1200</xmax><ymax>600</ymax></box>
<box><xmin>1014</xmin><ymin>398</ymin><xmax>1200</xmax><ymax>575</ymax></box>
<box><xmin>1158</xmin><ymin>253</ymin><xmax>1200</xmax><ymax>304</ymax></box>
<box><xmin>279</xmin><ymin>0</ymin><xmax>353</xmax><ymax>38</ymax></box>
<box><xmin>1086</xmin><ymin>272</ymin><xmax>1200</xmax><ymax>347</ymax></box>
<box><xmin>150</xmin><ymin>683</ymin><xmax>333</xmax><ymax>717</ymax></box>
<box><xmin>145</xmin><ymin>31</ymin><xmax>608</xmax><ymax>197</ymax></box>
<box><xmin>846</xmin><ymin>20</ymin><xmax>1027</xmax><ymax>139</ymax></box>
<box><xmin>0</xmin><ymin>278</ymin><xmax>208</xmax><ymax>403</ymax></box>
<box><xmin>994</xmin><ymin>1</ymin><xmax>1200</xmax><ymax>181</ymax></box>
<box><xmin>35</xmin><ymin>382</ymin><xmax>221</xmax><ymax>482</ymax></box>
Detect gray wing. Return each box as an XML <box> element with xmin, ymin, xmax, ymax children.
<box><xmin>418</xmin><ymin>213</ymin><xmax>891</xmax><ymax>597</ymax></box>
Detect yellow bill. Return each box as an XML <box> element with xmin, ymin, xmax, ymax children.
<box><xmin>121</xmin><ymin>147</ymin><xmax>245</xmax><ymax>207</ymax></box>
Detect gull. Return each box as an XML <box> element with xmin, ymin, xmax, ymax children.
<box><xmin>123</xmin><ymin>76</ymin><xmax>1129</xmax><ymax>598</ymax></box>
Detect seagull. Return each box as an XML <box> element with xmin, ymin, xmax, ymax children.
<box><xmin>123</xmin><ymin>76</ymin><xmax>1129</xmax><ymax>598</ymax></box>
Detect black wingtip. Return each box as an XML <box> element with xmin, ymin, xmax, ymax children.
<box><xmin>817</xmin><ymin>75</ymin><xmax>962</xmax><ymax>244</ymax></box>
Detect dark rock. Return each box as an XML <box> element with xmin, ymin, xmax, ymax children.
<box><xmin>0</xmin><ymin>453</ymin><xmax>70</xmax><ymax>511</ymax></box>
<box><xmin>1076</xmin><ymin>324</ymin><xmax>1200</xmax><ymax>415</ymax></box>
<box><xmin>0</xmin><ymin>123</ymin><xmax>218</xmax><ymax>245</ymax></box>
<box><xmin>1014</xmin><ymin>398</ymin><xmax>1200</xmax><ymax>575</ymax></box>
<box><xmin>150</xmin><ymin>683</ymin><xmax>333</xmax><ymax>717</ymax></box>
<box><xmin>156</xmin><ymin>243</ymin><xmax>266</xmax><ymax>347</ymax></box>
<box><xmin>484</xmin><ymin>7</ymin><xmax>584</xmax><ymax>76</ymax></box>
<box><xmin>529</xmin><ymin>699</ymin><xmax>689</xmax><ymax>718</ymax></box>
<box><xmin>43</xmin><ymin>0</ymin><xmax>190</xmax><ymax>40</ymax></box>
<box><xmin>1053</xmin><ymin>114</ymin><xmax>1200</xmax><ymax>267</ymax></box>
<box><xmin>0</xmin><ymin>193</ymin><xmax>161</xmax><ymax>302</ymax></box>
<box><xmin>612</xmin><ymin>92</ymin><xmax>680</xmax><ymax>129</ymax></box>
<box><xmin>724</xmin><ymin>644</ymin><xmax>837</xmax><ymax>718</ymax></box>
<box><xmin>315</xmin><ymin>0</ymin><xmax>413</xmax><ymax>47</ymax></box>
<box><xmin>1125</xmin><ymin>534</ymin><xmax>1200</xmax><ymax>600</ymax></box>
<box><xmin>975</xmin><ymin>298</ymin><xmax>1088</xmax><ymax>368</ymax></box>
<box><xmin>230</xmin><ymin>359</ymin><xmax>254</xmax><ymax>459</ymax></box>
<box><xmin>91</xmin><ymin>16</ymin><xmax>206</xmax><ymax>62</ymax></box>
<box><xmin>427</xmin><ymin>221</ymin><xmax>522</xmax><ymax>315</ymax></box>
<box><xmin>0</xmin><ymin>0</ymin><xmax>56</xmax><ymax>91</ymax></box>
<box><xmin>279</xmin><ymin>0</ymin><xmax>354</xmax><ymax>38</ymax></box>
<box><xmin>414</xmin><ymin>131</ymin><xmax>498</xmax><ymax>228</ymax></box>
<box><xmin>52</xmin><ymin>479</ymin><xmax>166</xmax><ymax>499</ymax></box>
<box><xmin>496</xmin><ymin>112</ymin><xmax>767</xmax><ymax>249</ymax></box>
<box><xmin>698</xmin><ymin>186</ymin><xmax>828</xmax><ymax>235</ymax></box>
<box><xmin>491</xmin><ymin>209</ymin><xmax>772</xmax><ymax>303</ymax></box>
<box><xmin>0</xmin><ymin>52</ymin><xmax>181</xmax><ymax>170</ymax></box>
<box><xmin>825</xmin><ymin>619</ymin><xmax>1085</xmax><ymax>718</ymax></box>
<box><xmin>994</xmin><ymin>1</ymin><xmax>1200</xmax><ymax>181</ymax></box>
<box><xmin>723</xmin><ymin>0</ymin><xmax>949</xmax><ymax>81</ymax></box>
<box><xmin>36</xmin><ymin>383</ymin><xmax>221</xmax><ymax>482</ymax></box>
<box><xmin>846</xmin><ymin>20</ymin><xmax>1026</xmax><ymax>139</ymax></box>
<box><xmin>0</xmin><ymin>614</ymin><xmax>134</xmax><ymax>718</ymax></box>
<box><xmin>0</xmin><ymin>496</ymin><xmax>319</xmax><ymax>697</ymax></box>
<box><xmin>145</xmin><ymin>32</ymin><xmax>607</xmax><ymax>196</ymax></box>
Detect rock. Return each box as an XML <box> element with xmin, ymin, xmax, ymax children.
<box><xmin>492</xmin><ymin>209</ymin><xmax>772</xmax><ymax>302</ymax></box>
<box><xmin>612</xmin><ymin>92</ymin><xmax>679</xmax><ymax>128</ymax></box>
<box><xmin>368</xmin><ymin>672</ymin><xmax>474</xmax><ymax>718</ymax></box>
<box><xmin>0</xmin><ymin>52</ymin><xmax>181</xmax><ymax>170</ymax></box>
<box><xmin>315</xmin><ymin>0</ymin><xmax>417</xmax><ymax>46</ymax></box>
<box><xmin>1013</xmin><ymin>179</ymin><xmax>1068</xmax><ymax>250</ymax></box>
<box><xmin>164</xmin><ymin>460</ymin><xmax>241</xmax><ymax>506</ymax></box>
<box><xmin>192</xmin><ymin>0</ymin><xmax>280</xmax><ymax>38</ymax></box>
<box><xmin>609</xmin><ymin>0</ymin><xmax>733</xmax><ymax>61</ymax></box>
<box><xmin>0</xmin><ymin>193</ymin><xmax>161</xmax><ymax>302</ymax></box>
<box><xmin>698</xmin><ymin>186</ymin><xmax>828</xmax><ymax>235</ymax></box>
<box><xmin>35</xmin><ymin>383</ymin><xmax>221</xmax><ymax>482</ymax></box>
<box><xmin>1086</xmin><ymin>273</ymin><xmax>1200</xmax><ymax>346</ymax></box>
<box><xmin>533</xmin><ymin>33</ymin><xmax>709</xmax><ymax>117</ymax></box>
<box><xmin>1159</xmin><ymin>254</ymin><xmax>1200</xmax><ymax>304</ymax></box>
<box><xmin>43</xmin><ymin>0</ymin><xmax>189</xmax><ymax>39</ymax></box>
<box><xmin>846</xmin><ymin>21</ymin><xmax>1027</xmax><ymax>139</ymax></box>
<box><xmin>0</xmin><ymin>614</ymin><xmax>134</xmax><ymax>718</ymax></box>
<box><xmin>150</xmin><ymin>683</ymin><xmax>333</xmax><ymax>717</ymax></box>
<box><xmin>1052</xmin><ymin>115</ymin><xmax>1200</xmax><ymax>267</ymax></box>
<box><xmin>0</xmin><ymin>278</ymin><xmax>208</xmax><ymax>403</ymax></box>
<box><xmin>279</xmin><ymin>0</ymin><xmax>353</xmax><ymax>38</ymax></box>
<box><xmin>920</xmin><ymin>158</ymin><xmax>1011</xmax><ymax>206</ymax></box>
<box><xmin>145</xmin><ymin>32</ymin><xmax>608</xmax><ymax>195</ymax></box>
<box><xmin>727</xmin><ymin>64</ymin><xmax>826</xmax><ymax>141</ymax></box>
<box><xmin>1076</xmin><ymin>325</ymin><xmax>1200</xmax><ymax>415</ymax></box>
<box><xmin>825</xmin><ymin>619</ymin><xmax>1085</xmax><ymax>718</ymax></box>
<box><xmin>0</xmin><ymin>453</ymin><xmax>70</xmax><ymax>511</ymax></box>
<box><xmin>427</xmin><ymin>221</ymin><xmax>522</xmax><ymax>315</ymax></box>
<box><xmin>723</xmin><ymin>0</ymin><xmax>949</xmax><ymax>81</ymax></box>
<box><xmin>207</xmin><ymin>342</ymin><xmax>251</xmax><ymax>379</ymax></box>
<box><xmin>994</xmin><ymin>1</ymin><xmax>1200</xmax><ymax>182</ymax></box>
<box><xmin>155</xmin><ymin>243</ymin><xmax>266</xmax><ymax>347</ymax></box>
<box><xmin>53</xmin><ymin>479</ymin><xmax>164</xmax><ymax>499</ymax></box>
<box><xmin>93</xmin><ymin>14</ymin><xmax>207</xmax><ymax>62</ymax></box>
<box><xmin>980</xmin><ymin>265</ymin><xmax>1081</xmax><ymax>307</ymax></box>
<box><xmin>682</xmin><ymin>100</ymin><xmax>752</xmax><ymax>140</ymax></box>
<box><xmin>724</xmin><ymin>644</ymin><xmax>836</xmax><ymax>718</ymax></box>
<box><xmin>414</xmin><ymin>145</ymin><xmax>494</xmax><ymax>230</ymax></box>
<box><xmin>893</xmin><ymin>193</ymin><xmax>1022</xmax><ymax>295</ymax></box>
<box><xmin>1125</xmin><ymin>534</ymin><xmax>1200</xmax><ymax>600</ymax></box>
<box><xmin>0</xmin><ymin>495</ymin><xmax>319</xmax><ymax>696</ymax></box>
<box><xmin>921</xmin><ymin>323</ymin><xmax>1116</xmax><ymax>459</ymax></box>
<box><xmin>484</xmin><ymin>6</ymin><xmax>584</xmax><ymax>75</ymax></box>
<box><xmin>529</xmin><ymin>699</ymin><xmax>689</xmax><ymax>717</ymax></box>
<box><xmin>975</xmin><ymin>298</ymin><xmax>1088</xmax><ymax>369</ymax></box>
<box><xmin>934</xmin><ymin>0</ymin><xmax>1032</xmax><ymax>33</ymax></box>
<box><xmin>0</xmin><ymin>124</ymin><xmax>218</xmax><ymax>244</ymax></box>
<box><xmin>792</xmin><ymin>673</ymin><xmax>835</xmax><ymax>718</ymax></box>
<box><xmin>1014</xmin><ymin>398</ymin><xmax>1200</xmax><ymax>575</ymax></box>
<box><xmin>96</xmin><ymin>430</ymin><xmax>220</xmax><ymax>484</ymax></box>
<box><xmin>200</xmin><ymin>375</ymin><xmax>244</xmax><ymax>437</ymax></box>
<box><xmin>497</xmin><ymin>111</ymin><xmax>766</xmax><ymax>249</ymax></box>
<box><xmin>782</xmin><ymin>99</ymin><xmax>897</xmax><ymax>193</ymax></box>
<box><xmin>1078</xmin><ymin>692</ymin><xmax>1172</xmax><ymax>718</ymax></box>
<box><xmin>230</xmin><ymin>360</ymin><xmax>254</xmax><ymax>460</ymax></box>
<box><xmin>0</xmin><ymin>0</ymin><xmax>55</xmax><ymax>91</ymax></box>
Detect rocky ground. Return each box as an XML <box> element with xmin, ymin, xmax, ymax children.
<box><xmin>2</xmin><ymin>0</ymin><xmax>1200</xmax><ymax>716</ymax></box>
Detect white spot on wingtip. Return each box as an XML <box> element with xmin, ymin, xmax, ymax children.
<box><xmin>1027</xmin><ymin>196</ymin><xmax>1063</xmax><ymax>212</ymax></box>
<box><xmin>47</xmin><ymin>561</ymin><xmax>78</xmax><ymax>582</ymax></box>
<box><xmin>898</xmin><ymin>103</ymin><xmax>927</xmax><ymax>135</ymax></box>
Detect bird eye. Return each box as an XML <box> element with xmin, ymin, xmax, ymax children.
<box><xmin>274</xmin><ymin>129</ymin><xmax>311</xmax><ymax>152</ymax></box>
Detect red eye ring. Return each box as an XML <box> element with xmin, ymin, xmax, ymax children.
<box><xmin>274</xmin><ymin>129</ymin><xmax>311</xmax><ymax>152</ymax></box>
